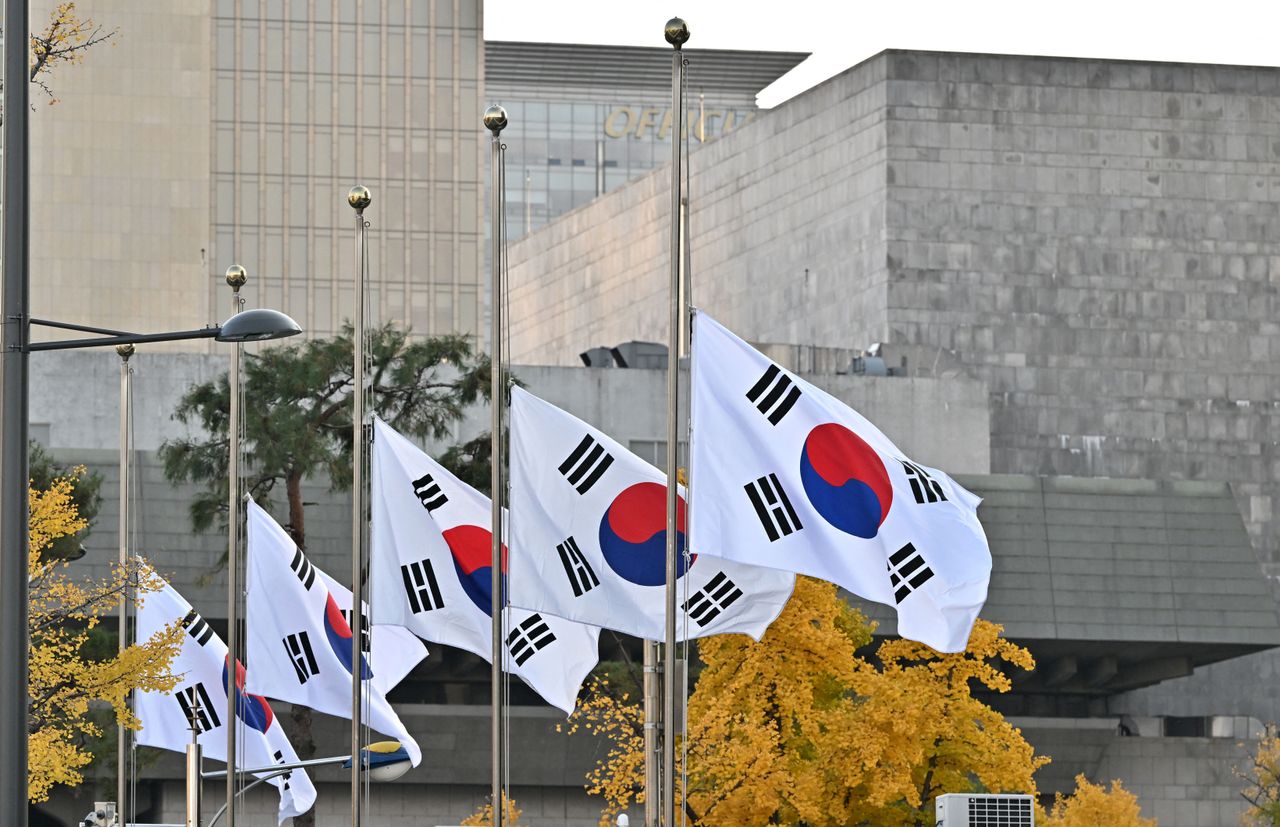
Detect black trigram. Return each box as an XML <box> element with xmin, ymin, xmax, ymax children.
<box><xmin>283</xmin><ymin>631</ymin><xmax>320</xmax><ymax>684</ymax></box>
<box><xmin>558</xmin><ymin>435</ymin><xmax>614</xmax><ymax>494</ymax></box>
<box><xmin>557</xmin><ymin>536</ymin><xmax>600</xmax><ymax>597</ymax></box>
<box><xmin>401</xmin><ymin>559</ymin><xmax>444</xmax><ymax>613</ymax></box>
<box><xmin>900</xmin><ymin>460</ymin><xmax>946</xmax><ymax>504</ymax></box>
<box><xmin>289</xmin><ymin>547</ymin><xmax>316</xmax><ymax>590</ymax></box>
<box><xmin>682</xmin><ymin>572</ymin><xmax>744</xmax><ymax>627</ymax></box>
<box><xmin>744</xmin><ymin>473</ymin><xmax>803</xmax><ymax>541</ymax></box>
<box><xmin>507</xmin><ymin>614</ymin><xmax>556</xmax><ymax>667</ymax></box>
<box><xmin>272</xmin><ymin>749</ymin><xmax>292</xmax><ymax>792</ymax></box>
<box><xmin>175</xmin><ymin>682</ymin><xmax>220</xmax><ymax>734</ymax></box>
<box><xmin>888</xmin><ymin>542</ymin><xmax>934</xmax><ymax>604</ymax></box>
<box><xmin>411</xmin><ymin>473</ymin><xmax>448</xmax><ymax>513</ymax></box>
<box><xmin>181</xmin><ymin>609</ymin><xmax>214</xmax><ymax>646</ymax></box>
<box><xmin>340</xmin><ymin>608</ymin><xmax>371</xmax><ymax>654</ymax></box>
<box><xmin>745</xmin><ymin>364</ymin><xmax>801</xmax><ymax>426</ymax></box>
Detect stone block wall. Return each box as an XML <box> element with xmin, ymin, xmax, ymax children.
<box><xmin>879</xmin><ymin>51</ymin><xmax>1280</xmax><ymax>569</ymax></box>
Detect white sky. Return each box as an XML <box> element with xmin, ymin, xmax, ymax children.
<box><xmin>485</xmin><ymin>0</ymin><xmax>1280</xmax><ymax>108</ymax></box>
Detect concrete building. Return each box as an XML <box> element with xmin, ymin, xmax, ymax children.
<box><xmin>485</xmin><ymin>41</ymin><xmax>806</xmax><ymax>238</ymax></box>
<box><xmin>31</xmin><ymin>0</ymin><xmax>486</xmax><ymax>346</ymax></box>
<box><xmin>505</xmin><ymin>49</ymin><xmax>1280</xmax><ymax>574</ymax></box>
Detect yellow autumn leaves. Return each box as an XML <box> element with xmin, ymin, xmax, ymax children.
<box><xmin>27</xmin><ymin>470</ymin><xmax>181</xmax><ymax>802</ymax></box>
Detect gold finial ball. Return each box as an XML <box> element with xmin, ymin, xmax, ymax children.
<box><xmin>225</xmin><ymin>264</ymin><xmax>247</xmax><ymax>290</ymax></box>
<box><xmin>348</xmin><ymin>185</ymin><xmax>372</xmax><ymax>211</ymax></box>
<box><xmin>483</xmin><ymin>104</ymin><xmax>508</xmax><ymax>135</ymax></box>
<box><xmin>115</xmin><ymin>343</ymin><xmax>135</xmax><ymax>359</ymax></box>
<box><xmin>664</xmin><ymin>17</ymin><xmax>689</xmax><ymax>48</ymax></box>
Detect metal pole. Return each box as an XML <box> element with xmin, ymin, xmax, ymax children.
<box><xmin>483</xmin><ymin>103</ymin><xmax>508</xmax><ymax>827</ymax></box>
<box><xmin>116</xmin><ymin>343</ymin><xmax>135</xmax><ymax>823</ymax></box>
<box><xmin>223</xmin><ymin>264</ymin><xmax>246</xmax><ymax>827</ymax></box>
<box><xmin>662</xmin><ymin>17</ymin><xmax>688</xmax><ymax>827</ymax></box>
<box><xmin>347</xmin><ymin>184</ymin><xmax>371</xmax><ymax>827</ymax></box>
<box><xmin>643</xmin><ymin>640</ymin><xmax>660</xmax><ymax>827</ymax></box>
<box><xmin>0</xmin><ymin>0</ymin><xmax>32</xmax><ymax>818</ymax></box>
<box><xmin>185</xmin><ymin>739</ymin><xmax>202</xmax><ymax>827</ymax></box>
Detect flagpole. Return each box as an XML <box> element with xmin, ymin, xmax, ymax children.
<box><xmin>116</xmin><ymin>342</ymin><xmax>134</xmax><ymax>821</ymax></box>
<box><xmin>483</xmin><ymin>103</ymin><xmax>509</xmax><ymax>827</ymax></box>
<box><xmin>224</xmin><ymin>264</ymin><xmax>247</xmax><ymax>827</ymax></box>
<box><xmin>349</xmin><ymin>184</ymin><xmax>372</xmax><ymax>827</ymax></box>
<box><xmin>662</xmin><ymin>17</ymin><xmax>689</xmax><ymax>827</ymax></box>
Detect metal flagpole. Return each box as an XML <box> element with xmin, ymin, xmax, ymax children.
<box><xmin>224</xmin><ymin>264</ymin><xmax>247</xmax><ymax>827</ymax></box>
<box><xmin>0</xmin><ymin>0</ymin><xmax>33</xmax><ymax>818</ymax></box>
<box><xmin>483</xmin><ymin>103</ymin><xmax>508</xmax><ymax>827</ymax></box>
<box><xmin>662</xmin><ymin>16</ymin><xmax>689</xmax><ymax>827</ymax></box>
<box><xmin>348</xmin><ymin>184</ymin><xmax>372</xmax><ymax>827</ymax></box>
<box><xmin>643</xmin><ymin>640</ymin><xmax>660</xmax><ymax>827</ymax></box>
<box><xmin>116</xmin><ymin>342</ymin><xmax>135</xmax><ymax>821</ymax></box>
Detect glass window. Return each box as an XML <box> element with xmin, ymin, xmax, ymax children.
<box><xmin>338</xmin><ymin>2</ymin><xmax>356</xmax><ymax>24</ymax></box>
<box><xmin>338</xmin><ymin>26</ymin><xmax>356</xmax><ymax>73</ymax></box>
<box><xmin>290</xmin><ymin>129</ymin><xmax>307</xmax><ymax>175</ymax></box>
<box><xmin>314</xmin><ymin>26</ymin><xmax>332</xmax><ymax>73</ymax></box>
<box><xmin>242</xmin><ymin>24</ymin><xmax>260</xmax><ymax>72</ymax></box>
<box><xmin>459</xmin><ymin>34</ymin><xmax>477</xmax><ymax>80</ymax></box>
<box><xmin>216</xmin><ymin>126</ymin><xmax>235</xmax><ymax>171</ymax></box>
<box><xmin>411</xmin><ymin>32</ymin><xmax>429</xmax><ymax>78</ymax></box>
<box><xmin>387</xmin><ymin>132</ymin><xmax>405</xmax><ymax>177</ymax></box>
<box><xmin>314</xmin><ymin>132</ymin><xmax>332</xmax><ymax>175</ymax></box>
<box><xmin>240</xmin><ymin>129</ymin><xmax>259</xmax><ymax>174</ymax></box>
<box><xmin>216</xmin><ymin>23</ymin><xmax>236</xmax><ymax>70</ymax></box>
<box><xmin>435</xmin><ymin>33</ymin><xmax>453</xmax><ymax>78</ymax></box>
<box><xmin>265</xmin><ymin>76</ymin><xmax>284</xmax><ymax>122</ymax></box>
<box><xmin>215</xmin><ymin>75</ymin><xmax>235</xmax><ymax>120</ymax></box>
<box><xmin>289</xmin><ymin>232</ymin><xmax>307</xmax><ymax>273</ymax></box>
<box><xmin>313</xmin><ymin>80</ymin><xmax>332</xmax><ymax>124</ymax></box>
<box><xmin>339</xmin><ymin>78</ymin><xmax>356</xmax><ymax>120</ymax></box>
<box><xmin>363</xmin><ymin>31</ymin><xmax>380</xmax><ymax>75</ymax></box>
<box><xmin>387</xmin><ymin>2</ymin><xmax>404</xmax><ymax>26</ymax></box>
<box><xmin>240</xmin><ymin>76</ymin><xmax>259</xmax><ymax>120</ymax></box>
<box><xmin>387</xmin><ymin>27</ymin><xmax>405</xmax><ymax>70</ymax></box>
<box><xmin>216</xmin><ymin>178</ymin><xmax>235</xmax><ymax>225</ymax></box>
<box><xmin>265</xmin><ymin>24</ymin><xmax>284</xmax><ymax>71</ymax></box>
<box><xmin>338</xmin><ymin>129</ymin><xmax>356</xmax><ymax>179</ymax></box>
<box><xmin>288</xmin><ymin>0</ymin><xmax>309</xmax><ymax>22</ymax></box>
<box><xmin>290</xmin><ymin>25</ymin><xmax>307</xmax><ymax>73</ymax></box>
<box><xmin>266</xmin><ymin>127</ymin><xmax>284</xmax><ymax>172</ymax></box>
<box><xmin>387</xmin><ymin>83</ymin><xmax>405</xmax><ymax>128</ymax></box>
<box><xmin>433</xmin><ymin>284</ymin><xmax>453</xmax><ymax>332</ymax></box>
<box><xmin>363</xmin><ymin>1</ymin><xmax>381</xmax><ymax>25</ymax></box>
<box><xmin>410</xmin><ymin>82</ymin><xmax>429</xmax><ymax>129</ymax></box>
<box><xmin>290</xmin><ymin>80</ymin><xmax>308</xmax><ymax>122</ymax></box>
<box><xmin>290</xmin><ymin>182</ymin><xmax>308</xmax><ymax>225</ymax></box>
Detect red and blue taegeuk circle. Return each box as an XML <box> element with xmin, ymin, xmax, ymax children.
<box><xmin>598</xmin><ymin>482</ymin><xmax>692</xmax><ymax>587</ymax></box>
<box><xmin>444</xmin><ymin>524</ymin><xmax>507</xmax><ymax>616</ymax></box>
<box><xmin>799</xmin><ymin>423</ymin><xmax>893</xmax><ymax>539</ymax></box>
<box><xmin>322</xmin><ymin>593</ymin><xmax>373</xmax><ymax>679</ymax></box>
<box><xmin>222</xmin><ymin>656</ymin><xmax>274</xmax><ymax>733</ymax></box>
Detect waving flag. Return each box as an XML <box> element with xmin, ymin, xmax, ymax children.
<box><xmin>689</xmin><ymin>312</ymin><xmax>991</xmax><ymax>652</ymax></box>
<box><xmin>134</xmin><ymin>574</ymin><xmax>317</xmax><ymax>823</ymax></box>
<box><xmin>244</xmin><ymin>501</ymin><xmax>421</xmax><ymax>765</ymax></box>
<box><xmin>508</xmin><ymin>386</ymin><xmax>794</xmax><ymax>640</ymax></box>
<box><xmin>314</xmin><ymin>568</ymin><xmax>427</xmax><ymax>699</ymax></box>
<box><xmin>370</xmin><ymin>417</ymin><xmax>600</xmax><ymax>715</ymax></box>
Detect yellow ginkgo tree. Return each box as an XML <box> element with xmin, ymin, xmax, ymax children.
<box><xmin>27</xmin><ymin>469</ymin><xmax>182</xmax><ymax>802</ymax></box>
<box><xmin>565</xmin><ymin>576</ymin><xmax>1047</xmax><ymax>827</ymax></box>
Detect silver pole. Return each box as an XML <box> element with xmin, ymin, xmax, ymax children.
<box><xmin>347</xmin><ymin>184</ymin><xmax>372</xmax><ymax>827</ymax></box>
<box><xmin>483</xmin><ymin>103</ymin><xmax>508</xmax><ymax>827</ymax></box>
<box><xmin>184</xmin><ymin>697</ymin><xmax>203</xmax><ymax>827</ymax></box>
<box><xmin>223</xmin><ymin>264</ymin><xmax>247</xmax><ymax>827</ymax></box>
<box><xmin>662</xmin><ymin>17</ymin><xmax>688</xmax><ymax>827</ymax></box>
<box><xmin>116</xmin><ymin>343</ymin><xmax>135</xmax><ymax>822</ymax></box>
<box><xmin>643</xmin><ymin>640</ymin><xmax>660</xmax><ymax>827</ymax></box>
<box><xmin>185</xmin><ymin>743</ymin><xmax>202</xmax><ymax>827</ymax></box>
<box><xmin>0</xmin><ymin>0</ymin><xmax>32</xmax><ymax>818</ymax></box>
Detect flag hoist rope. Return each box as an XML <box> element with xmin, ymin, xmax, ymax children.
<box><xmin>484</xmin><ymin>103</ymin><xmax>510</xmax><ymax>827</ymax></box>
<box><xmin>663</xmin><ymin>16</ymin><xmax>690</xmax><ymax>827</ymax></box>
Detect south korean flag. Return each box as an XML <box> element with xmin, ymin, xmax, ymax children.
<box><xmin>689</xmin><ymin>312</ymin><xmax>991</xmax><ymax>653</ymax></box>
<box><xmin>509</xmin><ymin>387</ymin><xmax>794</xmax><ymax>641</ymax></box>
<box><xmin>134</xmin><ymin>572</ymin><xmax>317</xmax><ymax>823</ymax></box>
<box><xmin>243</xmin><ymin>501</ymin><xmax>422</xmax><ymax>766</ymax></box>
<box><xmin>370</xmin><ymin>417</ymin><xmax>600</xmax><ymax>715</ymax></box>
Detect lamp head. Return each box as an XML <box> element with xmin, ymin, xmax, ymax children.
<box><xmin>215</xmin><ymin>308</ymin><xmax>302</xmax><ymax>342</ymax></box>
<box><xmin>342</xmin><ymin>741</ymin><xmax>413</xmax><ymax>782</ymax></box>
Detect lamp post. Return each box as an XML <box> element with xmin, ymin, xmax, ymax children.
<box><xmin>0</xmin><ymin>303</ymin><xmax>300</xmax><ymax>826</ymax></box>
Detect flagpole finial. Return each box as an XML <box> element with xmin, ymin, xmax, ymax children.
<box><xmin>664</xmin><ymin>17</ymin><xmax>689</xmax><ymax>49</ymax></box>
<box><xmin>114</xmin><ymin>343</ymin><xmax>135</xmax><ymax>360</ymax></box>
<box><xmin>224</xmin><ymin>264</ymin><xmax>247</xmax><ymax>292</ymax></box>
<box><xmin>348</xmin><ymin>185</ymin><xmax>372</xmax><ymax>212</ymax></box>
<box><xmin>483</xmin><ymin>104</ymin><xmax>508</xmax><ymax>136</ymax></box>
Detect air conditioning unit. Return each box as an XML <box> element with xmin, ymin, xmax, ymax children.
<box><xmin>936</xmin><ymin>793</ymin><xmax>1034</xmax><ymax>827</ymax></box>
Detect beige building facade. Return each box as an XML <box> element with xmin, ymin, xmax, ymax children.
<box><xmin>30</xmin><ymin>0</ymin><xmax>486</xmax><ymax>349</ymax></box>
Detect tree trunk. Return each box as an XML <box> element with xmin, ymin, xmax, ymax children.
<box><xmin>283</xmin><ymin>470</ymin><xmax>317</xmax><ymax>827</ymax></box>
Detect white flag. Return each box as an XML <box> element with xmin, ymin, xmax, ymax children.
<box><xmin>370</xmin><ymin>417</ymin><xmax>600</xmax><ymax>715</ymax></box>
<box><xmin>314</xmin><ymin>568</ymin><xmax>428</xmax><ymax>699</ymax></box>
<box><xmin>243</xmin><ymin>501</ymin><xmax>422</xmax><ymax>765</ymax></box>
<box><xmin>509</xmin><ymin>386</ymin><xmax>794</xmax><ymax>641</ymax></box>
<box><xmin>135</xmin><ymin>574</ymin><xmax>317</xmax><ymax>823</ymax></box>
<box><xmin>689</xmin><ymin>312</ymin><xmax>991</xmax><ymax>652</ymax></box>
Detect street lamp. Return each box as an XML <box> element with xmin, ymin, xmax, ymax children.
<box><xmin>201</xmin><ymin>741</ymin><xmax>414</xmax><ymax>827</ymax></box>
